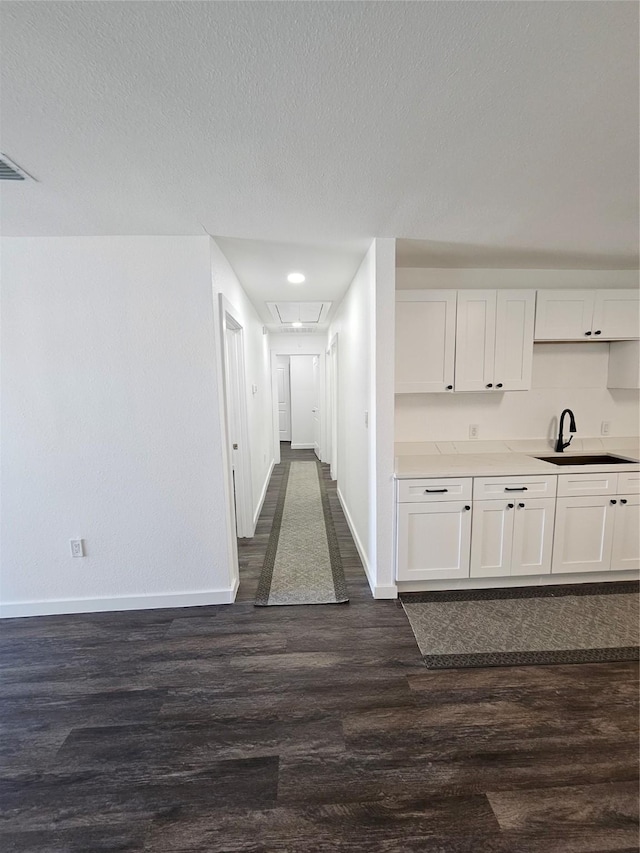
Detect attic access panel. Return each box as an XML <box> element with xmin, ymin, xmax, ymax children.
<box><xmin>267</xmin><ymin>302</ymin><xmax>332</xmax><ymax>325</ymax></box>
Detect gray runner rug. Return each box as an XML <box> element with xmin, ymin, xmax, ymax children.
<box><xmin>255</xmin><ymin>460</ymin><xmax>349</xmax><ymax>606</ymax></box>
<box><xmin>401</xmin><ymin>582</ymin><xmax>639</xmax><ymax>669</ymax></box>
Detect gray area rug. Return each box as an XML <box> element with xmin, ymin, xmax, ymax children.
<box><xmin>255</xmin><ymin>460</ymin><xmax>349</xmax><ymax>606</ymax></box>
<box><xmin>401</xmin><ymin>582</ymin><xmax>640</xmax><ymax>669</ymax></box>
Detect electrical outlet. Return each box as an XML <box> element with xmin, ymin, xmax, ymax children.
<box><xmin>469</xmin><ymin>424</ymin><xmax>479</xmax><ymax>439</ymax></box>
<box><xmin>601</xmin><ymin>421</ymin><xmax>611</xmax><ymax>436</ymax></box>
<box><xmin>70</xmin><ymin>539</ymin><xmax>84</xmax><ymax>558</ymax></box>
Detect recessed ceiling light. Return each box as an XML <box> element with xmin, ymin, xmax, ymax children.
<box><xmin>287</xmin><ymin>272</ymin><xmax>305</xmax><ymax>284</ymax></box>
<box><xmin>292</xmin><ymin>321</ymin><xmax>302</xmax><ymax>328</ymax></box>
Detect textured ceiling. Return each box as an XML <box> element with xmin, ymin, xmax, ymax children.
<box><xmin>1</xmin><ymin>1</ymin><xmax>638</xmax><ymax>305</ymax></box>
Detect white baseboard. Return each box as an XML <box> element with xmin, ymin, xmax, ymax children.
<box><xmin>372</xmin><ymin>584</ymin><xmax>398</xmax><ymax>599</ymax></box>
<box><xmin>0</xmin><ymin>585</ymin><xmax>239</xmax><ymax>619</ymax></box>
<box><xmin>252</xmin><ymin>458</ymin><xmax>275</xmax><ymax>531</ymax></box>
<box><xmin>290</xmin><ymin>443</ymin><xmax>315</xmax><ymax>450</ymax></box>
<box><xmin>336</xmin><ymin>485</ymin><xmax>373</xmax><ymax>592</ymax></box>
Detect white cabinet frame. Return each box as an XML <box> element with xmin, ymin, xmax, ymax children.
<box><xmin>397</xmin><ymin>500</ymin><xmax>472</xmax><ymax>581</ymax></box>
<box><xmin>535</xmin><ymin>289</ymin><xmax>640</xmax><ymax>341</ymax></box>
<box><xmin>552</xmin><ymin>495</ymin><xmax>616</xmax><ymax>574</ymax></box>
<box><xmin>470</xmin><ymin>498</ymin><xmax>554</xmax><ymax>578</ymax></box>
<box><xmin>455</xmin><ymin>290</ymin><xmax>535</xmax><ymax>392</ymax></box>
<box><xmin>610</xmin><ymin>495</ymin><xmax>640</xmax><ymax>572</ymax></box>
<box><xmin>395</xmin><ymin>291</ymin><xmax>456</xmax><ymax>394</ymax></box>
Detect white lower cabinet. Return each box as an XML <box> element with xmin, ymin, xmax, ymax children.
<box><xmin>551</xmin><ymin>496</ymin><xmax>616</xmax><ymax>573</ymax></box>
<box><xmin>396</xmin><ymin>470</ymin><xmax>638</xmax><ymax>585</ymax></box>
<box><xmin>470</xmin><ymin>498</ymin><xmax>555</xmax><ymax>578</ymax></box>
<box><xmin>610</xmin><ymin>495</ymin><xmax>640</xmax><ymax>571</ymax></box>
<box><xmin>397</xmin><ymin>500</ymin><xmax>472</xmax><ymax>581</ymax></box>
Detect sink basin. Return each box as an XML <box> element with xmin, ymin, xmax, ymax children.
<box><xmin>535</xmin><ymin>454</ymin><xmax>635</xmax><ymax>466</ymax></box>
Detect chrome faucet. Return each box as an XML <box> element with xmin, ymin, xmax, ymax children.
<box><xmin>555</xmin><ymin>408</ymin><xmax>577</xmax><ymax>453</ymax></box>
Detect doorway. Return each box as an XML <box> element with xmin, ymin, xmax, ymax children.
<box><xmin>276</xmin><ymin>356</ymin><xmax>292</xmax><ymax>442</ymax></box>
<box><xmin>220</xmin><ymin>296</ymin><xmax>253</xmax><ymax>539</ymax></box>
<box><xmin>271</xmin><ymin>351</ymin><xmax>325</xmax><ymax>464</ymax></box>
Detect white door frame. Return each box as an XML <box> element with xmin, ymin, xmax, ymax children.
<box><xmin>270</xmin><ymin>347</ymin><xmax>326</xmax><ymax>466</ymax></box>
<box><xmin>327</xmin><ymin>334</ymin><xmax>338</xmax><ymax>481</ymax></box>
<box><xmin>219</xmin><ymin>295</ymin><xmax>254</xmax><ymax>539</ymax></box>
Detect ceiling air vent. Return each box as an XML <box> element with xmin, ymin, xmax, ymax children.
<box><xmin>0</xmin><ymin>154</ymin><xmax>33</xmax><ymax>181</ymax></box>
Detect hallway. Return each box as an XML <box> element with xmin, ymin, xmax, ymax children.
<box><xmin>236</xmin><ymin>443</ymin><xmax>369</xmax><ymax>605</ymax></box>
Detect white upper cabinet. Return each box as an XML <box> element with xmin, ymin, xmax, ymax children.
<box><xmin>455</xmin><ymin>290</ymin><xmax>535</xmax><ymax>392</ymax></box>
<box><xmin>395</xmin><ymin>291</ymin><xmax>456</xmax><ymax>393</ymax></box>
<box><xmin>593</xmin><ymin>290</ymin><xmax>640</xmax><ymax>340</ymax></box>
<box><xmin>535</xmin><ymin>289</ymin><xmax>639</xmax><ymax>341</ymax></box>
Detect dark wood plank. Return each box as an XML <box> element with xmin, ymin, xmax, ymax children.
<box><xmin>487</xmin><ymin>780</ymin><xmax>639</xmax><ymax>852</ymax></box>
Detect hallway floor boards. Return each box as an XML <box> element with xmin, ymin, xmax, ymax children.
<box><xmin>1</xmin><ymin>446</ymin><xmax>638</xmax><ymax>851</ymax></box>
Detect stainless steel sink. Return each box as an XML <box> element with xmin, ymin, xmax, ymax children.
<box><xmin>535</xmin><ymin>454</ymin><xmax>634</xmax><ymax>466</ymax></box>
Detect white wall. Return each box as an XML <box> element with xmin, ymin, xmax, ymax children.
<box><xmin>397</xmin><ymin>268</ymin><xmax>639</xmax><ymax>290</ymax></box>
<box><xmin>328</xmin><ymin>238</ymin><xmax>397</xmax><ymax>599</ymax></box>
<box><xmin>395</xmin><ymin>268</ymin><xmax>640</xmax><ymax>443</ymax></box>
<box><xmin>1</xmin><ymin>236</ymin><xmax>236</xmax><ymax>617</ymax></box>
<box><xmin>211</xmin><ymin>239</ymin><xmax>274</xmax><ymax>531</ymax></box>
<box><xmin>289</xmin><ymin>356</ymin><xmax>316</xmax><ymax>448</ymax></box>
<box><xmin>396</xmin><ymin>342</ymin><xmax>640</xmax><ymax>442</ymax></box>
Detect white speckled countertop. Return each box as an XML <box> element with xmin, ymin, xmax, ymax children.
<box><xmin>394</xmin><ymin>437</ymin><xmax>640</xmax><ymax>479</ymax></box>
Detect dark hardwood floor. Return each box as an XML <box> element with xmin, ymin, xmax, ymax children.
<box><xmin>1</xmin><ymin>444</ymin><xmax>637</xmax><ymax>852</ymax></box>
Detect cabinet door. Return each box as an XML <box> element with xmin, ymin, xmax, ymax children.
<box><xmin>397</xmin><ymin>501</ymin><xmax>471</xmax><ymax>581</ymax></box>
<box><xmin>610</xmin><ymin>495</ymin><xmax>640</xmax><ymax>571</ymax></box>
<box><xmin>511</xmin><ymin>498</ymin><xmax>555</xmax><ymax>576</ymax></box>
<box><xmin>395</xmin><ymin>291</ymin><xmax>456</xmax><ymax>393</ymax></box>
<box><xmin>470</xmin><ymin>500</ymin><xmax>514</xmax><ymax>577</ymax></box>
<box><xmin>534</xmin><ymin>290</ymin><xmax>595</xmax><ymax>341</ymax></box>
<box><xmin>493</xmin><ymin>290</ymin><xmax>535</xmax><ymax>391</ymax></box>
<box><xmin>592</xmin><ymin>290</ymin><xmax>640</xmax><ymax>340</ymax></box>
<box><xmin>551</xmin><ymin>496</ymin><xmax>615</xmax><ymax>573</ymax></box>
<box><xmin>454</xmin><ymin>291</ymin><xmax>496</xmax><ymax>392</ymax></box>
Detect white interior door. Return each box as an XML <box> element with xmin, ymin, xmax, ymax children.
<box><xmin>276</xmin><ymin>357</ymin><xmax>291</xmax><ymax>441</ymax></box>
<box><xmin>312</xmin><ymin>355</ymin><xmax>320</xmax><ymax>459</ymax></box>
<box><xmin>222</xmin><ymin>311</ymin><xmax>253</xmax><ymax>539</ymax></box>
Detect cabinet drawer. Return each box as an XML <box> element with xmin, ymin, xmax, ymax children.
<box><xmin>617</xmin><ymin>472</ymin><xmax>640</xmax><ymax>494</ymax></box>
<box><xmin>473</xmin><ymin>475</ymin><xmax>556</xmax><ymax>501</ymax></box>
<box><xmin>397</xmin><ymin>478</ymin><xmax>472</xmax><ymax>503</ymax></box>
<box><xmin>557</xmin><ymin>473</ymin><xmax>619</xmax><ymax>497</ymax></box>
